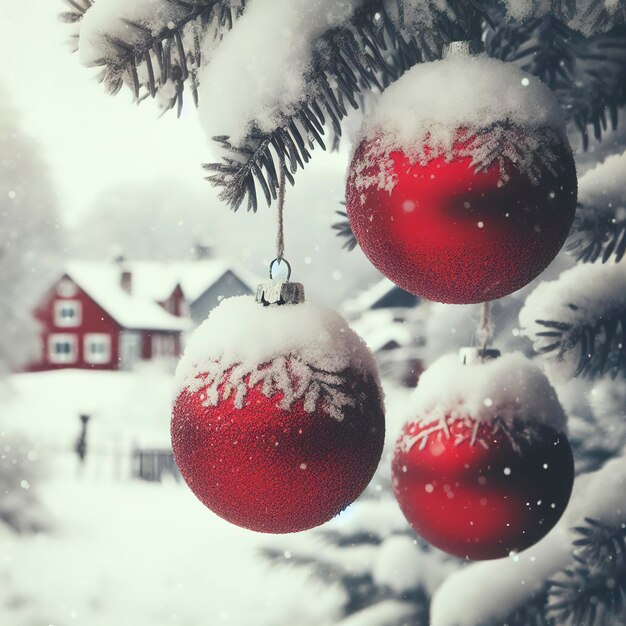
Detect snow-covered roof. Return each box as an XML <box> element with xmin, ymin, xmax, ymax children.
<box><xmin>65</xmin><ymin>262</ymin><xmax>190</xmax><ymax>332</ymax></box>
<box><xmin>343</xmin><ymin>278</ymin><xmax>418</xmax><ymax>316</ymax></box>
<box><xmin>122</xmin><ymin>260</ymin><xmax>257</xmax><ymax>303</ymax></box>
<box><xmin>350</xmin><ymin>309</ymin><xmax>419</xmax><ymax>354</ymax></box>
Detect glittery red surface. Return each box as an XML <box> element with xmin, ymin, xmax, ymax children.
<box><xmin>346</xmin><ymin>136</ymin><xmax>577</xmax><ymax>304</ymax></box>
<box><xmin>171</xmin><ymin>366</ymin><xmax>385</xmax><ymax>534</ymax></box>
<box><xmin>392</xmin><ymin>418</ymin><xmax>574</xmax><ymax>560</ymax></box>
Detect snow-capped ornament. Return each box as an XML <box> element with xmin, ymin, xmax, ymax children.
<box><xmin>392</xmin><ymin>349</ymin><xmax>574</xmax><ymax>560</ymax></box>
<box><xmin>171</xmin><ymin>278</ymin><xmax>385</xmax><ymax>533</ymax></box>
<box><xmin>346</xmin><ymin>43</ymin><xmax>577</xmax><ymax>304</ymax></box>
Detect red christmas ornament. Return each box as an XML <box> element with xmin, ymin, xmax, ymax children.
<box><xmin>391</xmin><ymin>350</ymin><xmax>574</xmax><ymax>560</ymax></box>
<box><xmin>171</xmin><ymin>287</ymin><xmax>385</xmax><ymax>534</ymax></box>
<box><xmin>346</xmin><ymin>52</ymin><xmax>577</xmax><ymax>304</ymax></box>
<box><xmin>347</xmin><ymin>136</ymin><xmax>576</xmax><ymax>304</ymax></box>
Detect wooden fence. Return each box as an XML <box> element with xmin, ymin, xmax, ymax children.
<box><xmin>131</xmin><ymin>448</ymin><xmax>181</xmax><ymax>483</ymax></box>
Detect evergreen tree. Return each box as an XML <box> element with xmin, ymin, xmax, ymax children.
<box><xmin>0</xmin><ymin>92</ymin><xmax>62</xmax><ymax>376</ymax></box>
<box><xmin>0</xmin><ymin>92</ymin><xmax>60</xmax><ymax>533</ymax></box>
<box><xmin>63</xmin><ymin>2</ymin><xmax>626</xmax><ymax>624</ymax></box>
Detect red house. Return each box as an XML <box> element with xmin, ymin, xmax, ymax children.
<box><xmin>30</xmin><ymin>262</ymin><xmax>191</xmax><ymax>371</ymax></box>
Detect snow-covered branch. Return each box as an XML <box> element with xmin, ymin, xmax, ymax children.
<box><xmin>77</xmin><ymin>0</ymin><xmax>242</xmax><ymax>111</ymax></box>
<box><xmin>504</xmin><ymin>0</ymin><xmax>626</xmax><ymax>36</ymax></box>
<box><xmin>520</xmin><ymin>262</ymin><xmax>626</xmax><ymax>380</ymax></box>
<box><xmin>202</xmin><ymin>0</ymin><xmax>427</xmax><ymax>211</ymax></box>
<box><xmin>569</xmin><ymin>151</ymin><xmax>626</xmax><ymax>263</ymax></box>
<box><xmin>66</xmin><ymin>0</ymin><xmax>626</xmax><ymax>210</ymax></box>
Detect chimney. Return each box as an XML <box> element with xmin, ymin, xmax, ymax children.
<box><xmin>120</xmin><ymin>269</ymin><xmax>132</xmax><ymax>294</ymax></box>
<box><xmin>115</xmin><ymin>254</ymin><xmax>132</xmax><ymax>294</ymax></box>
<box><xmin>193</xmin><ymin>241</ymin><xmax>214</xmax><ymax>260</ymax></box>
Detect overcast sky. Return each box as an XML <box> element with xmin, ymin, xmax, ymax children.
<box><xmin>2</xmin><ymin>1</ymin><xmax>215</xmax><ymax>223</ymax></box>
<box><xmin>0</xmin><ymin>2</ymin><xmax>380</xmax><ymax>303</ymax></box>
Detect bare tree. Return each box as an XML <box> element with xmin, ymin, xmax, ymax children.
<box><xmin>0</xmin><ymin>91</ymin><xmax>62</xmax><ymax>375</ymax></box>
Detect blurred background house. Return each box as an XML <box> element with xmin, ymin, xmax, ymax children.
<box><xmin>27</xmin><ymin>256</ymin><xmax>254</xmax><ymax>371</ymax></box>
<box><xmin>343</xmin><ymin>279</ymin><xmax>428</xmax><ymax>388</ymax></box>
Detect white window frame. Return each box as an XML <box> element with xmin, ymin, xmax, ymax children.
<box><xmin>48</xmin><ymin>334</ymin><xmax>77</xmax><ymax>364</ymax></box>
<box><xmin>84</xmin><ymin>333</ymin><xmax>111</xmax><ymax>365</ymax></box>
<box><xmin>54</xmin><ymin>300</ymin><xmax>82</xmax><ymax>328</ymax></box>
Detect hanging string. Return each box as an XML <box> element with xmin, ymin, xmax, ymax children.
<box><xmin>268</xmin><ymin>161</ymin><xmax>291</xmax><ymax>282</ymax></box>
<box><xmin>276</xmin><ymin>161</ymin><xmax>286</xmax><ymax>261</ymax></box>
<box><xmin>477</xmin><ymin>301</ymin><xmax>492</xmax><ymax>352</ymax></box>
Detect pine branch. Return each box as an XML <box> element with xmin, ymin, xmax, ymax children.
<box><xmin>571</xmin><ymin>517</ymin><xmax>626</xmax><ymax>570</ymax></box>
<box><xmin>567</xmin><ymin>202</ymin><xmax>626</xmax><ymax>264</ymax></box>
<box><xmin>486</xmin><ymin>12</ymin><xmax>582</xmax><ymax>89</ymax></box>
<box><xmin>67</xmin><ymin>0</ymin><xmax>626</xmax><ymax>212</ymax></box>
<box><xmin>71</xmin><ymin>0</ymin><xmax>244</xmax><ymax>114</ymax></box>
<box><xmin>522</xmin><ymin>261</ymin><xmax>626</xmax><ymax>379</ymax></box>
<box><xmin>548</xmin><ymin>558</ymin><xmax>626</xmax><ymax>625</ymax></box>
<box><xmin>60</xmin><ymin>0</ymin><xmax>92</xmax><ymax>23</ymax></box>
<box><xmin>316</xmin><ymin>529</ymin><xmax>382</xmax><ymax>547</ymax></box>
<box><xmin>203</xmin><ymin>2</ymin><xmax>416</xmax><ymax>211</ymax></box>
<box><xmin>261</xmin><ymin>545</ymin><xmax>385</xmax><ymax>615</ymax></box>
<box><xmin>492</xmin><ymin>519</ymin><xmax>626</xmax><ymax>626</ymax></box>
<box><xmin>260</xmin><ymin>546</ymin><xmax>352</xmax><ymax>583</ymax></box>
<box><xmin>563</xmin><ymin>25</ymin><xmax>626</xmax><ymax>149</ymax></box>
<box><xmin>332</xmin><ymin>210</ymin><xmax>358</xmax><ymax>251</ymax></box>
<box><xmin>533</xmin><ymin>311</ymin><xmax>626</xmax><ymax>379</ymax></box>
<box><xmin>262</xmin><ymin>539</ymin><xmax>431</xmax><ymax>622</ymax></box>
<box><xmin>487</xmin><ymin>14</ymin><xmax>626</xmax><ymax>148</ymax></box>
<box><xmin>203</xmin><ymin>0</ymin><xmax>486</xmax><ymax>211</ymax></box>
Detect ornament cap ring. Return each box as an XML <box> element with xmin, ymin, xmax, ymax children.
<box><xmin>443</xmin><ymin>40</ymin><xmax>485</xmax><ymax>58</ymax></box>
<box><xmin>269</xmin><ymin>258</ymin><xmax>291</xmax><ymax>281</ymax></box>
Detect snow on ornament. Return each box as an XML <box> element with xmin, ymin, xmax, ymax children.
<box><xmin>171</xmin><ymin>280</ymin><xmax>385</xmax><ymax>534</ymax></box>
<box><xmin>346</xmin><ymin>44</ymin><xmax>577</xmax><ymax>304</ymax></box>
<box><xmin>391</xmin><ymin>349</ymin><xmax>574</xmax><ymax>560</ymax></box>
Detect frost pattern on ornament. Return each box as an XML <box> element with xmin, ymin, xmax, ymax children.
<box><xmin>463</xmin><ymin>125</ymin><xmax>564</xmax><ymax>185</ymax></box>
<box><xmin>187</xmin><ymin>354</ymin><xmax>362</xmax><ymax>421</ymax></box>
<box><xmin>359</xmin><ymin>54</ymin><xmax>568</xmax><ymax>191</ymax></box>
<box><xmin>402</xmin><ymin>352</ymin><xmax>567</xmax><ymax>436</ymax></box>
<box><xmin>399</xmin><ymin>414</ymin><xmax>547</xmax><ymax>456</ymax></box>
<box><xmin>353</xmin><ymin>123</ymin><xmax>566</xmax><ymax>196</ymax></box>
<box><xmin>175</xmin><ymin>296</ymin><xmax>381</xmax><ymax>422</ymax></box>
<box><xmin>350</xmin><ymin>135</ymin><xmax>398</xmax><ymax>195</ymax></box>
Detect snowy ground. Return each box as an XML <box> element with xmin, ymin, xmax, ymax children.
<box><xmin>4</xmin><ymin>366</ymin><xmax>177</xmax><ymax>453</ymax></box>
<box><xmin>0</xmin><ymin>368</ymin><xmax>410</xmax><ymax>626</ymax></box>
<box><xmin>0</xmin><ymin>468</ymin><xmax>348</xmax><ymax>626</ymax></box>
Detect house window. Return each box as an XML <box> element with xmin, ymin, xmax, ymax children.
<box><xmin>48</xmin><ymin>334</ymin><xmax>77</xmax><ymax>364</ymax></box>
<box><xmin>152</xmin><ymin>334</ymin><xmax>176</xmax><ymax>358</ymax></box>
<box><xmin>54</xmin><ymin>300</ymin><xmax>82</xmax><ymax>327</ymax></box>
<box><xmin>84</xmin><ymin>334</ymin><xmax>111</xmax><ymax>365</ymax></box>
<box><xmin>57</xmin><ymin>278</ymin><xmax>78</xmax><ymax>298</ymax></box>
<box><xmin>119</xmin><ymin>331</ymin><xmax>141</xmax><ymax>370</ymax></box>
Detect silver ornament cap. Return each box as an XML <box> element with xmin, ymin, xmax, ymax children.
<box><xmin>443</xmin><ymin>40</ymin><xmax>485</xmax><ymax>59</ymax></box>
<box><xmin>256</xmin><ymin>258</ymin><xmax>305</xmax><ymax>306</ymax></box>
<box><xmin>256</xmin><ymin>280</ymin><xmax>305</xmax><ymax>306</ymax></box>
